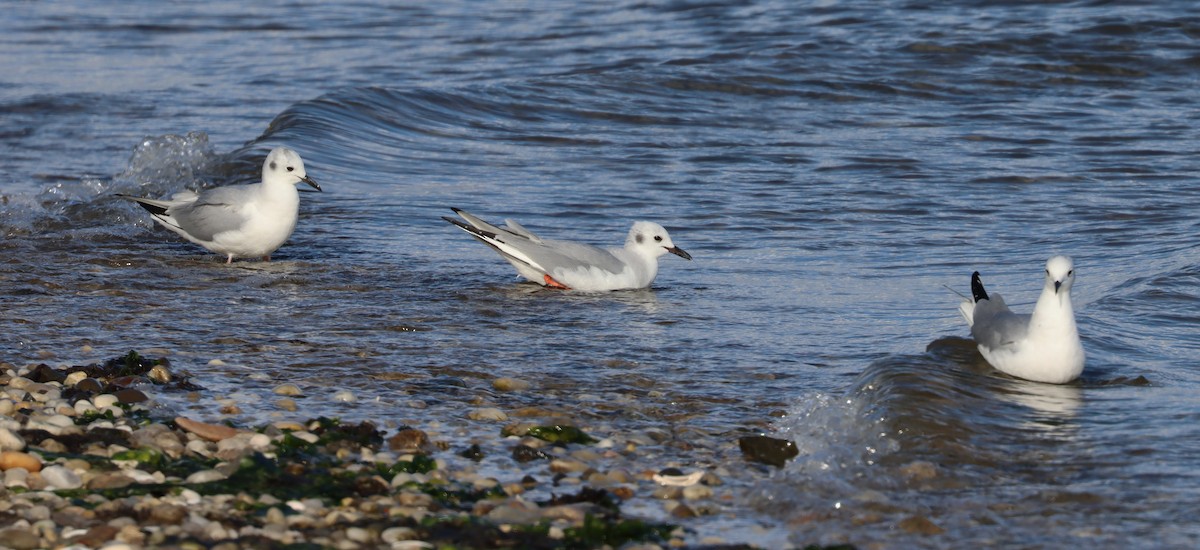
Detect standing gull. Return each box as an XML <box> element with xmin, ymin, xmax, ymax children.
<box><xmin>957</xmin><ymin>255</ymin><xmax>1085</xmax><ymax>384</ymax></box>
<box><xmin>442</xmin><ymin>208</ymin><xmax>691</xmax><ymax>291</ymax></box>
<box><xmin>118</xmin><ymin>147</ymin><xmax>321</xmax><ymax>263</ymax></box>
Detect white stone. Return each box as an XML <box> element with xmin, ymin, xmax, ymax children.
<box><xmin>74</xmin><ymin>400</ymin><xmax>98</xmax><ymax>415</ymax></box>
<box><xmin>40</xmin><ymin>465</ymin><xmax>83</xmax><ymax>490</ymax></box>
<box><xmin>64</xmin><ymin>371</ymin><xmax>87</xmax><ymax>386</ymax></box>
<box><xmin>331</xmin><ymin>390</ymin><xmax>356</xmax><ymax>403</ymax></box>
<box><xmin>93</xmin><ymin>394</ymin><xmax>120</xmax><ymax>409</ymax></box>
<box><xmin>346</xmin><ymin>527</ymin><xmax>371</xmax><ymax>543</ymax></box>
<box><xmin>249</xmin><ymin>433</ymin><xmax>272</xmax><ymax>450</ymax></box>
<box><xmin>292</xmin><ymin>431</ymin><xmax>319</xmax><ymax>444</ymax></box>
<box><xmin>381</xmin><ymin>527</ymin><xmax>417</xmax><ymax>543</ymax></box>
<box><xmin>0</xmin><ymin>427</ymin><xmax>25</xmax><ymax>452</ymax></box>
<box><xmin>100</xmin><ymin>406</ymin><xmax>125</xmax><ymax>418</ymax></box>
<box><xmin>5</xmin><ymin>468</ymin><xmax>29</xmax><ymax>488</ymax></box>
<box><xmin>186</xmin><ymin>470</ymin><xmax>227</xmax><ymax>484</ymax></box>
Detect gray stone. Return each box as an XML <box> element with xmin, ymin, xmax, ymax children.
<box><xmin>40</xmin><ymin>465</ymin><xmax>83</xmax><ymax>490</ymax></box>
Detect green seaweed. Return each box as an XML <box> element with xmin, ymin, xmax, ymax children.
<box><xmin>525</xmin><ymin>425</ymin><xmax>597</xmax><ymax>445</ymax></box>
<box><xmin>375</xmin><ymin>454</ymin><xmax>437</xmax><ymax>477</ymax></box>
<box><xmin>561</xmin><ymin>514</ymin><xmax>674</xmax><ymax>549</ymax></box>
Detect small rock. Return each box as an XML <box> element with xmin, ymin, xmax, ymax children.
<box><xmin>0</xmin><ymin>427</ymin><xmax>25</xmax><ymax>452</ymax></box>
<box><xmin>459</xmin><ymin>444</ymin><xmax>484</xmax><ymax>461</ymax></box>
<box><xmin>114</xmin><ymin>388</ymin><xmax>149</xmax><ymax>404</ymax></box>
<box><xmin>75</xmin><ymin>378</ymin><xmax>104</xmax><ymax>393</ymax></box>
<box><xmin>40</xmin><ymin>464</ymin><xmax>83</xmax><ymax>489</ymax></box>
<box><xmin>87</xmin><ymin>472</ymin><xmax>134</xmax><ymax>490</ymax></box>
<box><xmin>175</xmin><ymin>417</ymin><xmax>240</xmax><ymax>441</ymax></box>
<box><xmin>64</xmin><ymin>371</ymin><xmax>88</xmax><ymax>386</ymax></box>
<box><xmin>512</xmin><ymin>444</ymin><xmax>549</xmax><ymax>463</ymax></box>
<box><xmin>346</xmin><ymin>527</ymin><xmax>372</xmax><ymax>543</ymax></box>
<box><xmin>381</xmin><ymin>527</ymin><xmax>418</xmax><ymax>543</ymax></box>
<box><xmin>147</xmin><ymin>504</ymin><xmax>187</xmax><ymax>525</ymax></box>
<box><xmin>492</xmin><ymin>377</ymin><xmax>531</xmax><ymax>392</ymax></box>
<box><xmin>549</xmin><ymin>458</ymin><xmax>590</xmax><ymax>474</ymax></box>
<box><xmin>273</xmin><ymin>383</ymin><xmax>303</xmax><ymax>396</ymax></box>
<box><xmin>469</xmin><ymin>407</ymin><xmax>508</xmax><ymax>421</ymax></box>
<box><xmin>737</xmin><ymin>435</ymin><xmax>798</xmax><ymax>467</ymax></box>
<box><xmin>5</xmin><ymin>468</ymin><xmax>29</xmax><ymax>488</ymax></box>
<box><xmin>0</xmin><ymin>451</ymin><xmax>43</xmax><ymax>472</ymax></box>
<box><xmin>28</xmin><ymin>364</ymin><xmax>65</xmax><ymax>383</ymax></box>
<box><xmin>147</xmin><ymin>364</ymin><xmax>172</xmax><ymax>383</ymax></box>
<box><xmin>682</xmin><ymin>484</ymin><xmax>713</xmax><ymax>500</ymax></box>
<box><xmin>388</xmin><ymin>428</ymin><xmax>432</xmax><ymax>454</ymax></box>
<box><xmin>276</xmin><ymin>398</ymin><xmax>297</xmax><ymax>412</ymax></box>
<box><xmin>669</xmin><ymin>502</ymin><xmax>697</xmax><ymax>518</ymax></box>
<box><xmin>185</xmin><ymin>469</ymin><xmax>227</xmax><ymax>484</ymax></box>
<box><xmin>331</xmin><ymin>390</ymin><xmax>356</xmax><ymax>402</ymax></box>
<box><xmin>93</xmin><ymin>394</ymin><xmax>120</xmax><ymax>409</ymax></box>
<box><xmin>72</xmin><ymin>524</ymin><xmax>120</xmax><ymax>548</ymax></box>
<box><xmin>0</xmin><ymin>527</ymin><xmax>41</xmax><ymax>550</ymax></box>
<box><xmin>899</xmin><ymin>515</ymin><xmax>945</xmax><ymax>535</ymax></box>
<box><xmin>900</xmin><ymin>461</ymin><xmax>938</xmax><ymax>481</ymax></box>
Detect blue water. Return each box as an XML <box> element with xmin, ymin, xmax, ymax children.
<box><xmin>3</xmin><ymin>1</ymin><xmax>1200</xmax><ymax>547</ymax></box>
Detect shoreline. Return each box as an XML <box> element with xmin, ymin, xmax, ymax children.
<box><xmin>0</xmin><ymin>351</ymin><xmax>804</xmax><ymax>550</ymax></box>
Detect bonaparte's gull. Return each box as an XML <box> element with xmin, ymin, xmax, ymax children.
<box><xmin>442</xmin><ymin>208</ymin><xmax>692</xmax><ymax>291</ymax></box>
<box><xmin>118</xmin><ymin>147</ymin><xmax>321</xmax><ymax>263</ymax></box>
<box><xmin>957</xmin><ymin>256</ymin><xmax>1085</xmax><ymax>384</ymax></box>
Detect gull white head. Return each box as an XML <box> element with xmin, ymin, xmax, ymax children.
<box><xmin>264</xmin><ymin>147</ymin><xmax>321</xmax><ymax>191</ymax></box>
<box><xmin>1045</xmin><ymin>255</ymin><xmax>1075</xmax><ymax>299</ymax></box>
<box><xmin>626</xmin><ymin>221</ymin><xmax>692</xmax><ymax>260</ymax></box>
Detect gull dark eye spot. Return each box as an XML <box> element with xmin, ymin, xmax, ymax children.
<box><xmin>269</xmin><ymin>161</ymin><xmax>277</xmax><ymax>170</ymax></box>
<box><xmin>654</xmin><ymin>235</ymin><xmax>663</xmax><ymax>242</ymax></box>
<box><xmin>636</xmin><ymin>234</ymin><xmax>644</xmax><ymax>244</ymax></box>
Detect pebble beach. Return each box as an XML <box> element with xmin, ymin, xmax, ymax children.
<box><xmin>0</xmin><ymin>351</ymin><xmax>807</xmax><ymax>550</ymax></box>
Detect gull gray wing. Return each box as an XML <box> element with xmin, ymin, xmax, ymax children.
<box><xmin>452</xmin><ymin>208</ymin><xmax>507</xmax><ymax>235</ymax></box>
<box><xmin>514</xmin><ymin>238</ymin><xmax>626</xmax><ymax>276</ymax></box>
<box><xmin>969</xmin><ymin>293</ymin><xmax>1030</xmax><ymax>349</ymax></box>
<box><xmin>170</xmin><ymin>186</ymin><xmax>254</xmax><ymax>242</ymax></box>
<box><xmin>502</xmin><ymin>219</ymin><xmax>542</xmax><ymax>243</ymax></box>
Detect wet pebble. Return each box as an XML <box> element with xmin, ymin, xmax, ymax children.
<box><xmin>93</xmin><ymin>394</ymin><xmax>120</xmax><ymax>409</ymax></box>
<box><xmin>175</xmin><ymin>417</ymin><xmax>240</xmax><ymax>442</ymax></box>
<box><xmin>273</xmin><ymin>383</ymin><xmax>303</xmax><ymax>396</ymax></box>
<box><xmin>331</xmin><ymin>390</ymin><xmax>356</xmax><ymax>403</ymax></box>
<box><xmin>492</xmin><ymin>377</ymin><xmax>531</xmax><ymax>392</ymax></box>
<box><xmin>468</xmin><ymin>407</ymin><xmax>508</xmax><ymax>421</ymax></box>
<box><xmin>387</xmin><ymin>428</ymin><xmax>431</xmax><ymax>454</ymax></box>
<box><xmin>114</xmin><ymin>388</ymin><xmax>148</xmax><ymax>404</ymax></box>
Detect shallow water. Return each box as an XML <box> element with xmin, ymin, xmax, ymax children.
<box><xmin>3</xmin><ymin>1</ymin><xmax>1200</xmax><ymax>547</ymax></box>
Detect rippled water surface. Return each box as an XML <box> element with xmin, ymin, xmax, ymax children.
<box><xmin>3</xmin><ymin>1</ymin><xmax>1200</xmax><ymax>547</ymax></box>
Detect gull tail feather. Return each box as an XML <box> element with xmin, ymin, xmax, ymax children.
<box><xmin>442</xmin><ymin>215</ymin><xmax>547</xmax><ymax>274</ymax></box>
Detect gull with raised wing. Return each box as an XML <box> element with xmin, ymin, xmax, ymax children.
<box><xmin>957</xmin><ymin>255</ymin><xmax>1085</xmax><ymax>384</ymax></box>
<box><xmin>118</xmin><ymin>147</ymin><xmax>321</xmax><ymax>263</ymax></box>
<box><xmin>443</xmin><ymin>208</ymin><xmax>691</xmax><ymax>291</ymax></box>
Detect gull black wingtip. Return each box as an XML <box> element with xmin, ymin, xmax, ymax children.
<box><xmin>970</xmin><ymin>271</ymin><xmax>989</xmax><ymax>303</ymax></box>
